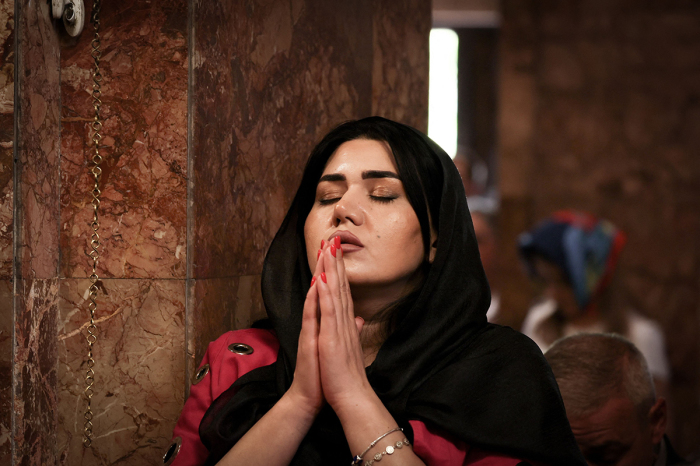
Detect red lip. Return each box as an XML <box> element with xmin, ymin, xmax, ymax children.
<box><xmin>328</xmin><ymin>231</ymin><xmax>364</xmax><ymax>248</ymax></box>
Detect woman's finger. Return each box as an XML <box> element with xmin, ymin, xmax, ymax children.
<box><xmin>355</xmin><ymin>316</ymin><xmax>364</xmax><ymax>335</ymax></box>
<box><xmin>319</xmin><ymin>244</ymin><xmax>346</xmax><ymax>329</ymax></box>
<box><xmin>315</xmin><ymin>261</ymin><xmax>339</xmax><ymax>336</ymax></box>
<box><xmin>301</xmin><ymin>278</ymin><xmax>320</xmax><ymax>337</ymax></box>
<box><xmin>331</xmin><ymin>236</ymin><xmax>350</xmax><ymax>315</ymax></box>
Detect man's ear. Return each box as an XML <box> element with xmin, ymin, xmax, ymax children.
<box><xmin>648</xmin><ymin>397</ymin><xmax>667</xmax><ymax>445</ymax></box>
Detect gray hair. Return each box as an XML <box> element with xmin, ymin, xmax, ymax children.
<box><xmin>544</xmin><ymin>333</ymin><xmax>656</xmax><ymax>422</ymax></box>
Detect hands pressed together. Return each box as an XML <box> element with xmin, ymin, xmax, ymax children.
<box><xmin>219</xmin><ymin>236</ymin><xmax>425</xmax><ymax>466</ymax></box>
<box><xmin>225</xmin><ymin>236</ymin><xmax>424</xmax><ymax>466</ymax></box>
<box><xmin>288</xmin><ymin>236</ymin><xmax>372</xmax><ymax>418</ymax></box>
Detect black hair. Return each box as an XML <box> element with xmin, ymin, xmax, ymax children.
<box><xmin>295</xmin><ymin>116</ymin><xmax>444</xmax><ymax>261</ymax></box>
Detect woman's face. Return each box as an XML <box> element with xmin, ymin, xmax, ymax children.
<box><xmin>304</xmin><ymin>139</ymin><xmax>429</xmax><ymax>295</ymax></box>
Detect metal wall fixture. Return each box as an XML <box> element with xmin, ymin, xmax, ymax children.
<box><xmin>51</xmin><ymin>0</ymin><xmax>85</xmax><ymax>37</ymax></box>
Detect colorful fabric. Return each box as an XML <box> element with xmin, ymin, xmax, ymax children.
<box><xmin>518</xmin><ymin>210</ymin><xmax>627</xmax><ymax>311</ymax></box>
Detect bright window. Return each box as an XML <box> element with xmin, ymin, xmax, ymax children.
<box><xmin>428</xmin><ymin>28</ymin><xmax>459</xmax><ymax>158</ymax></box>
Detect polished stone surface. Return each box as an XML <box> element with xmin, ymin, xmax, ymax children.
<box><xmin>0</xmin><ymin>279</ymin><xmax>11</xmax><ymax>464</ymax></box>
<box><xmin>0</xmin><ymin>0</ymin><xmax>14</xmax><ymax>460</ymax></box>
<box><xmin>0</xmin><ymin>0</ymin><xmax>13</xmax><ymax>280</ymax></box>
<box><xmin>371</xmin><ymin>0</ymin><xmax>430</xmax><ymax>132</ymax></box>
<box><xmin>57</xmin><ymin>279</ymin><xmax>186</xmax><ymax>465</ymax></box>
<box><xmin>16</xmin><ymin>0</ymin><xmax>61</xmax><ymax>280</ymax></box>
<box><xmin>191</xmin><ymin>0</ymin><xmax>375</xmax><ymax>281</ymax></box>
<box><xmin>60</xmin><ymin>0</ymin><xmax>188</xmax><ymax>280</ymax></box>
<box><xmin>14</xmin><ymin>278</ymin><xmax>60</xmax><ymax>466</ymax></box>
<box><xmin>13</xmin><ymin>0</ymin><xmax>62</xmax><ymax>464</ymax></box>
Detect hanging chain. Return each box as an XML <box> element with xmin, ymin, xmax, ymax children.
<box><xmin>84</xmin><ymin>0</ymin><xmax>103</xmax><ymax>448</ymax></box>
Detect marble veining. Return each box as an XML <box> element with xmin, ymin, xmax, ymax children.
<box><xmin>13</xmin><ymin>0</ymin><xmax>62</xmax><ymax>464</ymax></box>
<box><xmin>14</xmin><ymin>278</ymin><xmax>60</xmax><ymax>466</ymax></box>
<box><xmin>0</xmin><ymin>0</ymin><xmax>15</xmax><ymax>459</ymax></box>
<box><xmin>60</xmin><ymin>0</ymin><xmax>188</xmax><ymax>280</ymax></box>
<box><xmin>372</xmin><ymin>0</ymin><xmax>430</xmax><ymax>132</ymax></box>
<box><xmin>191</xmin><ymin>0</ymin><xmax>373</xmax><ymax>280</ymax></box>
<box><xmin>0</xmin><ymin>0</ymin><xmax>13</xmax><ymax>280</ymax></box>
<box><xmin>57</xmin><ymin>279</ymin><xmax>185</xmax><ymax>465</ymax></box>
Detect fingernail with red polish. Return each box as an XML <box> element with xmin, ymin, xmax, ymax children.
<box><xmin>310</xmin><ymin>276</ymin><xmax>316</xmax><ymax>286</ymax></box>
<box><xmin>321</xmin><ymin>239</ymin><xmax>325</xmax><ymax>249</ymax></box>
<box><xmin>317</xmin><ymin>249</ymin><xmax>322</xmax><ymax>260</ymax></box>
<box><xmin>330</xmin><ymin>244</ymin><xmax>336</xmax><ymax>257</ymax></box>
<box><xmin>334</xmin><ymin>235</ymin><xmax>341</xmax><ymax>248</ymax></box>
<box><xmin>321</xmin><ymin>273</ymin><xmax>327</xmax><ymax>283</ymax></box>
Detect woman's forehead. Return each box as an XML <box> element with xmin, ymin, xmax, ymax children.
<box><xmin>322</xmin><ymin>139</ymin><xmax>397</xmax><ymax>175</ymax></box>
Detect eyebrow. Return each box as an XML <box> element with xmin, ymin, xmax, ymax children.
<box><xmin>318</xmin><ymin>170</ymin><xmax>400</xmax><ymax>183</ymax></box>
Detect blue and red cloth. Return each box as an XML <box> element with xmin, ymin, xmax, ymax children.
<box><xmin>518</xmin><ymin>210</ymin><xmax>627</xmax><ymax>311</ymax></box>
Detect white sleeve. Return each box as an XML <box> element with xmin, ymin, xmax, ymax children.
<box><xmin>627</xmin><ymin>313</ymin><xmax>670</xmax><ymax>381</ymax></box>
<box><xmin>520</xmin><ymin>299</ymin><xmax>557</xmax><ymax>353</ymax></box>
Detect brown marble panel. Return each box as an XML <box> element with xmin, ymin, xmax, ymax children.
<box><xmin>13</xmin><ymin>278</ymin><xmax>59</xmax><ymax>466</ymax></box>
<box><xmin>191</xmin><ymin>0</ymin><xmax>373</xmax><ymax>280</ymax></box>
<box><xmin>189</xmin><ymin>276</ymin><xmax>266</xmax><ymax>383</ymax></box>
<box><xmin>13</xmin><ymin>0</ymin><xmax>62</xmax><ymax>465</ymax></box>
<box><xmin>371</xmin><ymin>0</ymin><xmax>430</xmax><ymax>133</ymax></box>
<box><xmin>0</xmin><ymin>0</ymin><xmax>13</xmax><ymax>280</ymax></box>
<box><xmin>0</xmin><ymin>280</ymin><xmax>11</xmax><ymax>464</ymax></box>
<box><xmin>16</xmin><ymin>0</ymin><xmax>61</xmax><ymax>280</ymax></box>
<box><xmin>60</xmin><ymin>0</ymin><xmax>188</xmax><ymax>280</ymax></box>
<box><xmin>0</xmin><ymin>1</ymin><xmax>14</xmax><ymax>459</ymax></box>
<box><xmin>57</xmin><ymin>278</ymin><xmax>185</xmax><ymax>465</ymax></box>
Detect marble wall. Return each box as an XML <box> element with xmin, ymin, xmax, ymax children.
<box><xmin>57</xmin><ymin>0</ymin><xmax>189</xmax><ymax>464</ymax></box>
<box><xmin>12</xmin><ymin>0</ymin><xmax>62</xmax><ymax>464</ymax></box>
<box><xmin>0</xmin><ymin>0</ymin><xmax>14</xmax><ymax>462</ymax></box>
<box><xmin>498</xmin><ymin>0</ymin><xmax>700</xmax><ymax>454</ymax></box>
<box><xmin>6</xmin><ymin>0</ymin><xmax>429</xmax><ymax>464</ymax></box>
<box><xmin>371</xmin><ymin>0</ymin><xmax>430</xmax><ymax>131</ymax></box>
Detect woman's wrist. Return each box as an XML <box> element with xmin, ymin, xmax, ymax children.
<box><xmin>282</xmin><ymin>387</ymin><xmax>324</xmax><ymax>422</ymax></box>
<box><xmin>332</xmin><ymin>387</ymin><xmax>391</xmax><ymax>432</ymax></box>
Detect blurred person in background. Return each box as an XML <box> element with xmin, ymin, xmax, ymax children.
<box><xmin>545</xmin><ymin>333</ymin><xmax>695</xmax><ymax>466</ymax></box>
<box><xmin>518</xmin><ymin>210</ymin><xmax>670</xmax><ymax>399</ymax></box>
<box><xmin>469</xmin><ymin>209</ymin><xmax>502</xmax><ymax>323</ymax></box>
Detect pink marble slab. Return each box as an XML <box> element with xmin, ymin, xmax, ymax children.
<box><xmin>57</xmin><ymin>278</ymin><xmax>186</xmax><ymax>465</ymax></box>
<box><xmin>0</xmin><ymin>279</ymin><xmax>11</xmax><ymax>464</ymax></box>
<box><xmin>14</xmin><ymin>278</ymin><xmax>59</xmax><ymax>465</ymax></box>
<box><xmin>60</xmin><ymin>0</ymin><xmax>188</xmax><ymax>280</ymax></box>
<box><xmin>0</xmin><ymin>0</ymin><xmax>12</xmax><ymax>281</ymax></box>
<box><xmin>372</xmin><ymin>0</ymin><xmax>430</xmax><ymax>133</ymax></box>
<box><xmin>190</xmin><ymin>0</ymin><xmax>376</xmax><ymax>280</ymax></box>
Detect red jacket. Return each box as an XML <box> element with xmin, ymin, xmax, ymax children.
<box><xmin>164</xmin><ymin>329</ymin><xmax>532</xmax><ymax>466</ymax></box>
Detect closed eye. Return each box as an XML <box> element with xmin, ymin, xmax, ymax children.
<box><xmin>319</xmin><ymin>197</ymin><xmax>341</xmax><ymax>206</ymax></box>
<box><xmin>370</xmin><ymin>195</ymin><xmax>397</xmax><ymax>203</ymax></box>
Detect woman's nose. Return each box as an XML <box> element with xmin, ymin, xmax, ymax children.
<box><xmin>333</xmin><ymin>193</ymin><xmax>364</xmax><ymax>227</ymax></box>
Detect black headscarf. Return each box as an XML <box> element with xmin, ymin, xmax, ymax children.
<box><xmin>199</xmin><ymin>117</ymin><xmax>586</xmax><ymax>465</ymax></box>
